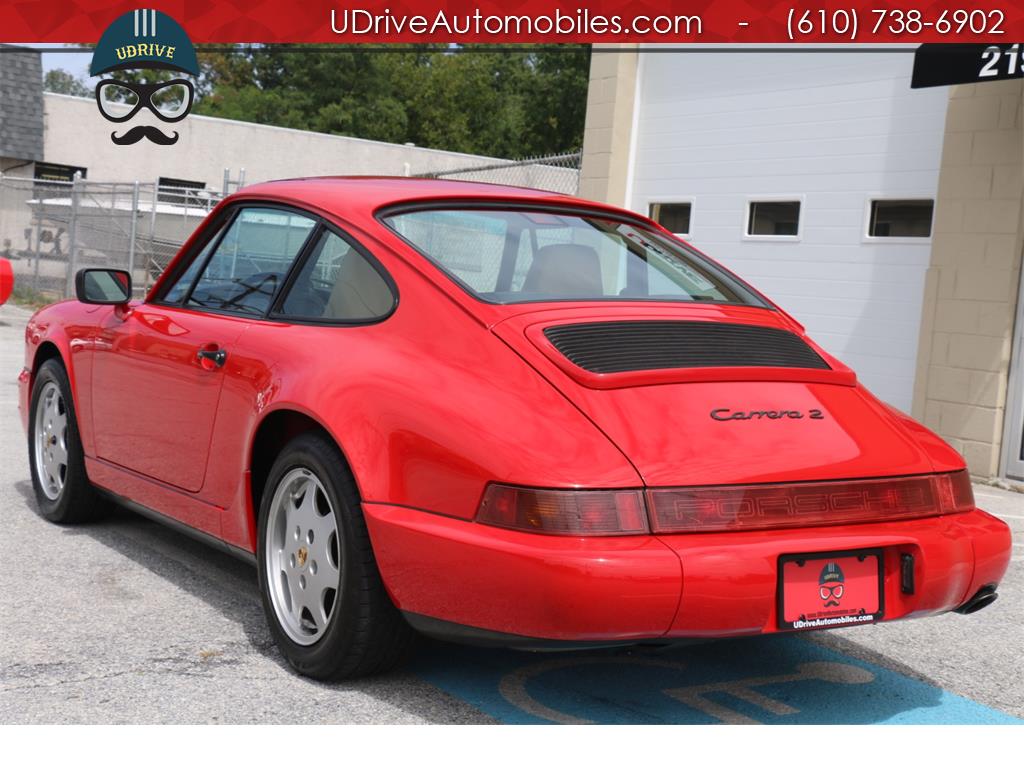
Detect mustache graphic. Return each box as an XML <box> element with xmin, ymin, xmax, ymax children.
<box><xmin>824</xmin><ymin>600</ymin><xmax>840</xmax><ymax>607</ymax></box>
<box><xmin>111</xmin><ymin>126</ymin><xmax>179</xmax><ymax>145</ymax></box>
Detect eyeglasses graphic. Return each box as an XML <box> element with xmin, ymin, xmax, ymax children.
<box><xmin>95</xmin><ymin>79</ymin><xmax>195</xmax><ymax>123</ymax></box>
<box><xmin>819</xmin><ymin>584</ymin><xmax>844</xmax><ymax>600</ymax></box>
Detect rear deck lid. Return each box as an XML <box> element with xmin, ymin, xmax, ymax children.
<box><xmin>493</xmin><ymin>305</ymin><xmax>938</xmax><ymax>486</ymax></box>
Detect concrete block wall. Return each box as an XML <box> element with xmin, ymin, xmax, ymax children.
<box><xmin>912</xmin><ymin>80</ymin><xmax>1024</xmax><ymax>477</ymax></box>
<box><xmin>579</xmin><ymin>47</ymin><xmax>637</xmax><ymax>207</ymax></box>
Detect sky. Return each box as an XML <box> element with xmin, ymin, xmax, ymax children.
<box><xmin>23</xmin><ymin>44</ymin><xmax>94</xmax><ymax>83</ymax></box>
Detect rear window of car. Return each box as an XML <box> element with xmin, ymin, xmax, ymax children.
<box><xmin>382</xmin><ymin>207</ymin><xmax>766</xmax><ymax>307</ymax></box>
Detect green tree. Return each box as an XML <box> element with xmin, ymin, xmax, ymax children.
<box><xmin>521</xmin><ymin>48</ymin><xmax>591</xmax><ymax>155</ymax></box>
<box><xmin>43</xmin><ymin>68</ymin><xmax>90</xmax><ymax>97</ymax></box>
<box><xmin>191</xmin><ymin>45</ymin><xmax>590</xmax><ymax>157</ymax></box>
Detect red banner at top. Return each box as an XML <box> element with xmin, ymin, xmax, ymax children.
<box><xmin>2</xmin><ymin>0</ymin><xmax>1024</xmax><ymax>43</ymax></box>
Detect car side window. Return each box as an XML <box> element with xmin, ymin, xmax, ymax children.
<box><xmin>278</xmin><ymin>230</ymin><xmax>394</xmax><ymax>321</ymax></box>
<box><xmin>161</xmin><ymin>224</ymin><xmax>223</xmax><ymax>304</ymax></box>
<box><xmin>187</xmin><ymin>207</ymin><xmax>316</xmax><ymax>316</ymax></box>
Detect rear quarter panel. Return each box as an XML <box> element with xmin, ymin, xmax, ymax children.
<box><xmin>210</xmin><ymin>221</ymin><xmax>643</xmax><ymax>551</ymax></box>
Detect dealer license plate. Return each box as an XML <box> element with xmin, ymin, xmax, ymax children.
<box><xmin>778</xmin><ymin>549</ymin><xmax>884</xmax><ymax>631</ymax></box>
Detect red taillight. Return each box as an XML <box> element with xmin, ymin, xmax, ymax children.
<box><xmin>476</xmin><ymin>471</ymin><xmax>973</xmax><ymax>536</ymax></box>
<box><xmin>646</xmin><ymin>470</ymin><xmax>975</xmax><ymax>534</ymax></box>
<box><xmin>935</xmin><ymin>468</ymin><xmax>975</xmax><ymax>514</ymax></box>
<box><xmin>477</xmin><ymin>485</ymin><xmax>649</xmax><ymax>536</ymax></box>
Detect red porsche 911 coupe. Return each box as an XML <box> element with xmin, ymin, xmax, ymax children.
<box><xmin>19</xmin><ymin>178</ymin><xmax>1011</xmax><ymax>680</ymax></box>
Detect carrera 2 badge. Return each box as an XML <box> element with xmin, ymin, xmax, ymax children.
<box><xmin>710</xmin><ymin>408</ymin><xmax>825</xmax><ymax>421</ymax></box>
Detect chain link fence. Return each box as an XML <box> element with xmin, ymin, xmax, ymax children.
<box><xmin>415</xmin><ymin>150</ymin><xmax>581</xmax><ymax>194</ymax></box>
<box><xmin>0</xmin><ymin>152</ymin><xmax>580</xmax><ymax>305</ymax></box>
<box><xmin>0</xmin><ymin>175</ymin><xmax>223</xmax><ymax>303</ymax></box>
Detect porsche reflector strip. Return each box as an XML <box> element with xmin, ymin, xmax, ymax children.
<box><xmin>647</xmin><ymin>470</ymin><xmax>975</xmax><ymax>534</ymax></box>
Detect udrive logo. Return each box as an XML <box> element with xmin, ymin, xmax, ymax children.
<box><xmin>819</xmin><ymin>562</ymin><xmax>845</xmax><ymax>608</ymax></box>
<box><xmin>90</xmin><ymin>9</ymin><xmax>199</xmax><ymax>145</ymax></box>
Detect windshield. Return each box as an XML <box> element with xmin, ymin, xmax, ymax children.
<box><xmin>382</xmin><ymin>207</ymin><xmax>766</xmax><ymax>306</ymax></box>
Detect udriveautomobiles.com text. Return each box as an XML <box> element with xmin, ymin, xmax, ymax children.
<box><xmin>330</xmin><ymin>8</ymin><xmax>704</xmax><ymax>36</ymax></box>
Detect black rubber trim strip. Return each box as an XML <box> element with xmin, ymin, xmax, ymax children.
<box><xmin>96</xmin><ymin>487</ymin><xmax>257</xmax><ymax>566</ymax></box>
<box><xmin>900</xmin><ymin>553</ymin><xmax>915</xmax><ymax>595</ymax></box>
<box><xmin>403</xmin><ymin>611</ymin><xmax>651</xmax><ymax>650</ymax></box>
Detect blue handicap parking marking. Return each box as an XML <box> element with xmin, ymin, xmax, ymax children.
<box><xmin>412</xmin><ymin>635</ymin><xmax>1019</xmax><ymax>724</ymax></box>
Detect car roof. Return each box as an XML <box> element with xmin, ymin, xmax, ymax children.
<box><xmin>230</xmin><ymin>176</ymin><xmax>628</xmax><ymax>217</ymax></box>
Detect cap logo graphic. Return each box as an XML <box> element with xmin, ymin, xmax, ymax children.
<box><xmin>134</xmin><ymin>9</ymin><xmax>157</xmax><ymax>36</ymax></box>
<box><xmin>90</xmin><ymin>8</ymin><xmax>199</xmax><ymax>146</ymax></box>
<box><xmin>818</xmin><ymin>561</ymin><xmax>845</xmax><ymax>608</ymax></box>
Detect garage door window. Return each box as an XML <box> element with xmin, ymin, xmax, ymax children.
<box><xmin>649</xmin><ymin>202</ymin><xmax>692</xmax><ymax>235</ymax></box>
<box><xmin>747</xmin><ymin>201</ymin><xmax>801</xmax><ymax>237</ymax></box>
<box><xmin>868</xmin><ymin>199</ymin><xmax>934</xmax><ymax>238</ymax></box>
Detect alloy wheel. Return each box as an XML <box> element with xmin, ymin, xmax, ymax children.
<box><xmin>265</xmin><ymin>467</ymin><xmax>342</xmax><ymax>645</ymax></box>
<box><xmin>33</xmin><ymin>381</ymin><xmax>68</xmax><ymax>501</ymax></box>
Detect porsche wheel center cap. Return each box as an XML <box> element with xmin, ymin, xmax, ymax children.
<box><xmin>297</xmin><ymin>547</ymin><xmax>308</xmax><ymax>568</ymax></box>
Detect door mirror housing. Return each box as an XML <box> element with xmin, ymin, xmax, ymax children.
<box><xmin>75</xmin><ymin>269</ymin><xmax>132</xmax><ymax>305</ymax></box>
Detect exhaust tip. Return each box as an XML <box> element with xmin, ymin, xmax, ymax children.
<box><xmin>954</xmin><ymin>585</ymin><xmax>998</xmax><ymax>615</ymax></box>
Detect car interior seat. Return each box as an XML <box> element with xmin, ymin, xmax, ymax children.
<box><xmin>325</xmin><ymin>252</ymin><xmax>393</xmax><ymax>319</ymax></box>
<box><xmin>522</xmin><ymin>244</ymin><xmax>603</xmax><ymax>297</ymax></box>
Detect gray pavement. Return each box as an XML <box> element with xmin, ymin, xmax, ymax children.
<box><xmin>812</xmin><ymin>483</ymin><xmax>1024</xmax><ymax>718</ymax></box>
<box><xmin>0</xmin><ymin>300</ymin><xmax>1020</xmax><ymax>724</ymax></box>
<box><xmin>0</xmin><ymin>302</ymin><xmax>490</xmax><ymax>724</ymax></box>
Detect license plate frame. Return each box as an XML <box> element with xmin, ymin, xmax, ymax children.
<box><xmin>777</xmin><ymin>548</ymin><xmax>885</xmax><ymax>631</ymax></box>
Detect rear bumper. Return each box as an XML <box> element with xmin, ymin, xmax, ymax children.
<box><xmin>364</xmin><ymin>503</ymin><xmax>1011</xmax><ymax>643</ymax></box>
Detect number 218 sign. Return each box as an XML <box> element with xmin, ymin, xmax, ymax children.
<box><xmin>912</xmin><ymin>43</ymin><xmax>1024</xmax><ymax>89</ymax></box>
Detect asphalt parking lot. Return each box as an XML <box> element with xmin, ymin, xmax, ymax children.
<box><xmin>0</xmin><ymin>301</ymin><xmax>1021</xmax><ymax>724</ymax></box>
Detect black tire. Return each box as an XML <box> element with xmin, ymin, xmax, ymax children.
<box><xmin>27</xmin><ymin>358</ymin><xmax>102</xmax><ymax>524</ymax></box>
<box><xmin>256</xmin><ymin>431</ymin><xmax>416</xmax><ymax>680</ymax></box>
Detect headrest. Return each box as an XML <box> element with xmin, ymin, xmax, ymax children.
<box><xmin>522</xmin><ymin>243</ymin><xmax>603</xmax><ymax>297</ymax></box>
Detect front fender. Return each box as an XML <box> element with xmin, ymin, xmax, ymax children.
<box><xmin>21</xmin><ymin>301</ymin><xmax>111</xmax><ymax>457</ymax></box>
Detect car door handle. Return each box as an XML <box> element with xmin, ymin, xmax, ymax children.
<box><xmin>197</xmin><ymin>348</ymin><xmax>227</xmax><ymax>368</ymax></box>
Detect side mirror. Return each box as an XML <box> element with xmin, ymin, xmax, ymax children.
<box><xmin>75</xmin><ymin>268</ymin><xmax>132</xmax><ymax>305</ymax></box>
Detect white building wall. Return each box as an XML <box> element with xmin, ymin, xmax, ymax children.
<box><xmin>40</xmin><ymin>93</ymin><xmax>517</xmax><ymax>190</ymax></box>
<box><xmin>629</xmin><ymin>51</ymin><xmax>950</xmax><ymax>410</ymax></box>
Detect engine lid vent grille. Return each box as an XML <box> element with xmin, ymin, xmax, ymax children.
<box><xmin>543</xmin><ymin>320</ymin><xmax>830</xmax><ymax>374</ymax></box>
